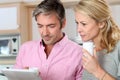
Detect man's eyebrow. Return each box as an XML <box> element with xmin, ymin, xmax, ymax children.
<box><xmin>46</xmin><ymin>24</ymin><xmax>55</xmax><ymax>26</ymax></box>
<box><xmin>36</xmin><ymin>23</ymin><xmax>55</xmax><ymax>26</ymax></box>
<box><xmin>37</xmin><ymin>23</ymin><xmax>41</xmax><ymax>25</ymax></box>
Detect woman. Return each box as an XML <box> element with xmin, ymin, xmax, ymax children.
<box><xmin>74</xmin><ymin>0</ymin><xmax>120</xmax><ymax>80</ymax></box>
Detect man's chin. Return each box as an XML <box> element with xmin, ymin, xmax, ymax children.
<box><xmin>44</xmin><ymin>41</ymin><xmax>52</xmax><ymax>45</ymax></box>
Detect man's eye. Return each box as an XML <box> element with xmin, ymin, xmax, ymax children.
<box><xmin>49</xmin><ymin>25</ymin><xmax>55</xmax><ymax>28</ymax></box>
<box><xmin>38</xmin><ymin>25</ymin><xmax>42</xmax><ymax>28</ymax></box>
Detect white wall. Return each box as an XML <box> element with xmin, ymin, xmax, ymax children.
<box><xmin>0</xmin><ymin>0</ymin><xmax>79</xmax><ymax>3</ymax></box>
<box><xmin>32</xmin><ymin>16</ymin><xmax>41</xmax><ymax>40</ymax></box>
<box><xmin>111</xmin><ymin>5</ymin><xmax>120</xmax><ymax>27</ymax></box>
<box><xmin>63</xmin><ymin>8</ymin><xmax>77</xmax><ymax>39</ymax></box>
<box><xmin>0</xmin><ymin>0</ymin><xmax>21</xmax><ymax>3</ymax></box>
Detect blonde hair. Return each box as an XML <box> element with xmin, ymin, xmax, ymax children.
<box><xmin>74</xmin><ymin>0</ymin><xmax>120</xmax><ymax>53</ymax></box>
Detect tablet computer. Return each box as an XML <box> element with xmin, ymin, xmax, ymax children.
<box><xmin>1</xmin><ymin>68</ymin><xmax>41</xmax><ymax>80</ymax></box>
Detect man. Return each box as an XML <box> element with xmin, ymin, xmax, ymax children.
<box><xmin>14</xmin><ymin>0</ymin><xmax>83</xmax><ymax>80</ymax></box>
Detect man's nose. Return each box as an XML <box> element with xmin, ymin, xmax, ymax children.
<box><xmin>42</xmin><ymin>27</ymin><xmax>49</xmax><ymax>35</ymax></box>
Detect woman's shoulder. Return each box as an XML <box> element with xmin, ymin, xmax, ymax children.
<box><xmin>113</xmin><ymin>40</ymin><xmax>120</xmax><ymax>62</ymax></box>
<box><xmin>116</xmin><ymin>40</ymin><xmax>120</xmax><ymax>46</ymax></box>
<box><xmin>114</xmin><ymin>40</ymin><xmax>120</xmax><ymax>50</ymax></box>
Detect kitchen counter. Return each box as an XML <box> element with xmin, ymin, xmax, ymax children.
<box><xmin>0</xmin><ymin>75</ymin><xmax>8</xmax><ymax>80</ymax></box>
<box><xmin>0</xmin><ymin>65</ymin><xmax>13</xmax><ymax>80</ymax></box>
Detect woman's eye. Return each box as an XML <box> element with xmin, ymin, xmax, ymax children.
<box><xmin>81</xmin><ymin>23</ymin><xmax>86</xmax><ymax>26</ymax></box>
<box><xmin>75</xmin><ymin>21</ymin><xmax>78</xmax><ymax>25</ymax></box>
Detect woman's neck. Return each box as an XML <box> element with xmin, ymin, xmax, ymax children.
<box><xmin>93</xmin><ymin>35</ymin><xmax>103</xmax><ymax>51</ymax></box>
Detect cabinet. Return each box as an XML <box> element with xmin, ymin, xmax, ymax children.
<box><xmin>0</xmin><ymin>3</ymin><xmax>29</xmax><ymax>65</ymax></box>
<box><xmin>0</xmin><ymin>7</ymin><xmax>18</xmax><ymax>30</ymax></box>
<box><xmin>0</xmin><ymin>3</ymin><xmax>29</xmax><ymax>44</ymax></box>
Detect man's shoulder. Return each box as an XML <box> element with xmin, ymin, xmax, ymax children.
<box><xmin>21</xmin><ymin>40</ymin><xmax>40</xmax><ymax>47</ymax></box>
<box><xmin>67</xmin><ymin>39</ymin><xmax>82</xmax><ymax>48</ymax></box>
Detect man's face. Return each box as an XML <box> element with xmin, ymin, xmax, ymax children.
<box><xmin>36</xmin><ymin>13</ymin><xmax>65</xmax><ymax>45</ymax></box>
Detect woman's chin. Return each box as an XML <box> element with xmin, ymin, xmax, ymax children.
<box><xmin>82</xmin><ymin>39</ymin><xmax>90</xmax><ymax>42</ymax></box>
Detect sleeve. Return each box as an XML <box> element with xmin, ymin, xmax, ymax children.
<box><xmin>117</xmin><ymin>41</ymin><xmax>120</xmax><ymax>79</ymax></box>
<box><xmin>75</xmin><ymin>49</ymin><xmax>83</xmax><ymax>80</ymax></box>
<box><xmin>76</xmin><ymin>64</ymin><xmax>83</xmax><ymax>80</ymax></box>
<box><xmin>13</xmin><ymin>44</ymin><xmax>26</xmax><ymax>69</ymax></box>
<box><xmin>117</xmin><ymin>65</ymin><xmax>120</xmax><ymax>79</ymax></box>
<box><xmin>117</xmin><ymin>56</ymin><xmax>120</xmax><ymax>79</ymax></box>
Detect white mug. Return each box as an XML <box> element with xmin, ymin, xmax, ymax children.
<box><xmin>83</xmin><ymin>41</ymin><xmax>94</xmax><ymax>55</ymax></box>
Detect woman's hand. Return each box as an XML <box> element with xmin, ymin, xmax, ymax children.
<box><xmin>82</xmin><ymin>48</ymin><xmax>116</xmax><ymax>80</ymax></box>
<box><xmin>82</xmin><ymin>48</ymin><xmax>103</xmax><ymax>78</ymax></box>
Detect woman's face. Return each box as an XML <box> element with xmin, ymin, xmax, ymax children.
<box><xmin>75</xmin><ymin>11</ymin><xmax>102</xmax><ymax>42</ymax></box>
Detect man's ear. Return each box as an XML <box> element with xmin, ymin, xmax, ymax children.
<box><xmin>62</xmin><ymin>18</ymin><xmax>66</xmax><ymax>28</ymax></box>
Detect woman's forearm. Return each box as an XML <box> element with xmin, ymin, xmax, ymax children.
<box><xmin>93</xmin><ymin>66</ymin><xmax>116</xmax><ymax>80</ymax></box>
<box><xmin>102</xmin><ymin>72</ymin><xmax>116</xmax><ymax>80</ymax></box>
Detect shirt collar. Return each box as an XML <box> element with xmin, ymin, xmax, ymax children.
<box><xmin>56</xmin><ymin>34</ymin><xmax>69</xmax><ymax>47</ymax></box>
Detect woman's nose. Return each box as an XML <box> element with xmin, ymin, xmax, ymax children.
<box><xmin>77</xmin><ymin>25</ymin><xmax>83</xmax><ymax>33</ymax></box>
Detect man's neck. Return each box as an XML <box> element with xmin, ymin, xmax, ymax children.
<box><xmin>43</xmin><ymin>33</ymin><xmax>65</xmax><ymax>58</ymax></box>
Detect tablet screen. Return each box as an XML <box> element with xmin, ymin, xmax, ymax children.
<box><xmin>1</xmin><ymin>68</ymin><xmax>41</xmax><ymax>80</ymax></box>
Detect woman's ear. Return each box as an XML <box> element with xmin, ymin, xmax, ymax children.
<box><xmin>99</xmin><ymin>22</ymin><xmax>105</xmax><ymax>29</ymax></box>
